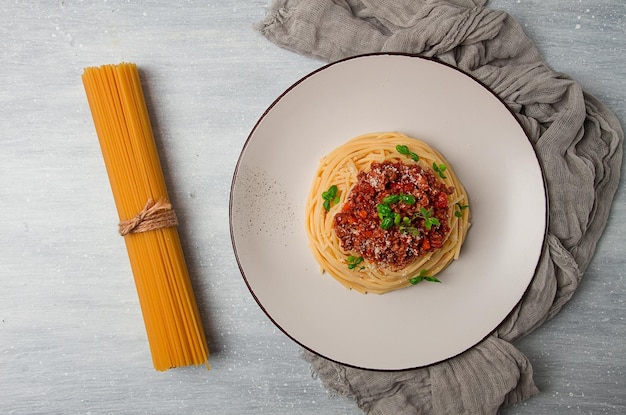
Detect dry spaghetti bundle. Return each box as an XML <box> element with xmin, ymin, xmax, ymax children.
<box><xmin>82</xmin><ymin>63</ymin><xmax>209</xmax><ymax>371</ymax></box>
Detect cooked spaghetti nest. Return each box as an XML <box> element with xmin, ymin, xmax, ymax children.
<box><xmin>305</xmin><ymin>132</ymin><xmax>470</xmax><ymax>294</ymax></box>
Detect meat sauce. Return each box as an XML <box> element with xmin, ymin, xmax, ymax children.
<box><xmin>333</xmin><ymin>161</ymin><xmax>453</xmax><ymax>270</ymax></box>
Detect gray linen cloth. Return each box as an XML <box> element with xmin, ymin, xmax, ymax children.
<box><xmin>257</xmin><ymin>0</ymin><xmax>624</xmax><ymax>413</ymax></box>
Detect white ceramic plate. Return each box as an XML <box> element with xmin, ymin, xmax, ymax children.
<box><xmin>230</xmin><ymin>53</ymin><xmax>546</xmax><ymax>370</ymax></box>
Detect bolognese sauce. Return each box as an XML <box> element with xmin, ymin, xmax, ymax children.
<box><xmin>333</xmin><ymin>161</ymin><xmax>453</xmax><ymax>270</ymax></box>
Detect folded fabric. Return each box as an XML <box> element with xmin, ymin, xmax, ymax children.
<box><xmin>257</xmin><ymin>1</ymin><xmax>624</xmax><ymax>413</ymax></box>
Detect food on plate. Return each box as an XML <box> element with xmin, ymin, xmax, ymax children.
<box><xmin>305</xmin><ymin>132</ymin><xmax>470</xmax><ymax>294</ymax></box>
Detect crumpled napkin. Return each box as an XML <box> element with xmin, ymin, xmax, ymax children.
<box><xmin>257</xmin><ymin>0</ymin><xmax>624</xmax><ymax>413</ymax></box>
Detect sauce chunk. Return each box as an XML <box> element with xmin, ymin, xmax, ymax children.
<box><xmin>333</xmin><ymin>161</ymin><xmax>452</xmax><ymax>270</ymax></box>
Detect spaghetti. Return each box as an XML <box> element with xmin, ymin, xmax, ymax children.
<box><xmin>305</xmin><ymin>132</ymin><xmax>470</xmax><ymax>294</ymax></box>
<box><xmin>82</xmin><ymin>63</ymin><xmax>209</xmax><ymax>370</ymax></box>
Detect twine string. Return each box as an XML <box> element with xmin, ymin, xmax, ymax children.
<box><xmin>119</xmin><ymin>198</ymin><xmax>178</xmax><ymax>236</ymax></box>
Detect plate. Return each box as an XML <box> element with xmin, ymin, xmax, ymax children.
<box><xmin>230</xmin><ymin>53</ymin><xmax>546</xmax><ymax>370</ymax></box>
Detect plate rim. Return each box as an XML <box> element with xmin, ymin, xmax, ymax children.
<box><xmin>229</xmin><ymin>52</ymin><xmax>549</xmax><ymax>371</ymax></box>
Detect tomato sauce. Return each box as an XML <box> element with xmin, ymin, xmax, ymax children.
<box><xmin>333</xmin><ymin>161</ymin><xmax>453</xmax><ymax>270</ymax></box>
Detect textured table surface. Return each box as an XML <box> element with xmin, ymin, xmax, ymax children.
<box><xmin>1</xmin><ymin>1</ymin><xmax>624</xmax><ymax>414</ymax></box>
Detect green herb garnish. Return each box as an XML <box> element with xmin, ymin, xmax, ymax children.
<box><xmin>409</xmin><ymin>269</ymin><xmax>441</xmax><ymax>285</ymax></box>
<box><xmin>393</xmin><ymin>213</ymin><xmax>402</xmax><ymax>226</ymax></box>
<box><xmin>454</xmin><ymin>202</ymin><xmax>469</xmax><ymax>218</ymax></box>
<box><xmin>321</xmin><ymin>184</ymin><xmax>340</xmax><ymax>211</ymax></box>
<box><xmin>376</xmin><ymin>193</ymin><xmax>416</xmax><ymax>230</ymax></box>
<box><xmin>382</xmin><ymin>193</ymin><xmax>416</xmax><ymax>205</ymax></box>
<box><xmin>415</xmin><ymin>207</ymin><xmax>440</xmax><ymax>230</ymax></box>
<box><xmin>401</xmin><ymin>194</ymin><xmax>416</xmax><ymax>204</ymax></box>
<box><xmin>377</xmin><ymin>203</ymin><xmax>392</xmax><ymax>217</ymax></box>
<box><xmin>399</xmin><ymin>225</ymin><xmax>420</xmax><ymax>237</ymax></box>
<box><xmin>396</xmin><ymin>145</ymin><xmax>419</xmax><ymax>162</ymax></box>
<box><xmin>347</xmin><ymin>255</ymin><xmax>364</xmax><ymax>270</ymax></box>
<box><xmin>380</xmin><ymin>216</ymin><xmax>394</xmax><ymax>230</ymax></box>
<box><xmin>432</xmin><ymin>162</ymin><xmax>447</xmax><ymax>179</ymax></box>
<box><xmin>382</xmin><ymin>194</ymin><xmax>401</xmax><ymax>204</ymax></box>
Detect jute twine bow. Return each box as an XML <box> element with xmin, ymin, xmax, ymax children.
<box><xmin>118</xmin><ymin>198</ymin><xmax>178</xmax><ymax>236</ymax></box>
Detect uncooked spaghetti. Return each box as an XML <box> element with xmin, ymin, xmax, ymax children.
<box><xmin>82</xmin><ymin>63</ymin><xmax>209</xmax><ymax>370</ymax></box>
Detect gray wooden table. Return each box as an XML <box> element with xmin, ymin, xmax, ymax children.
<box><xmin>1</xmin><ymin>1</ymin><xmax>623</xmax><ymax>414</ymax></box>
